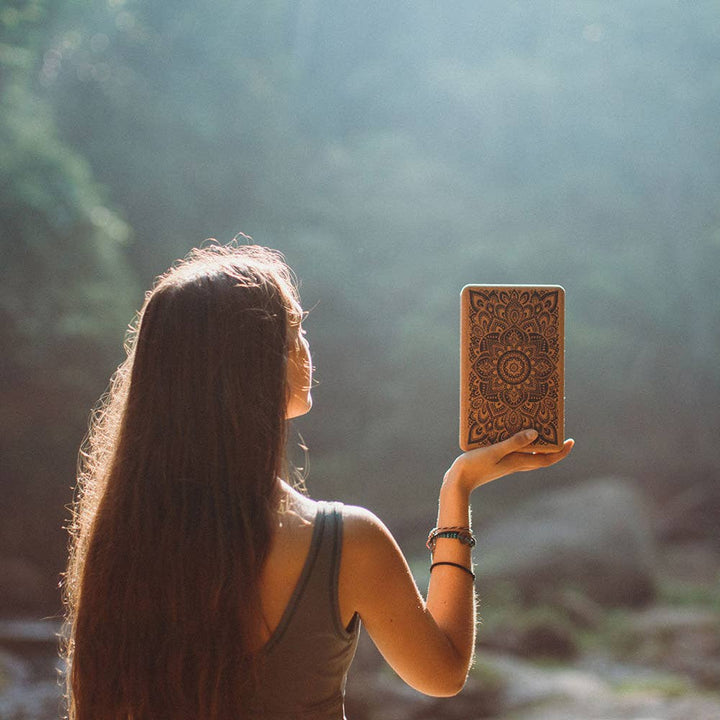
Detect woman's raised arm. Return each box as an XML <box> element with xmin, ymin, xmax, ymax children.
<box><xmin>340</xmin><ymin>430</ymin><xmax>574</xmax><ymax>696</ymax></box>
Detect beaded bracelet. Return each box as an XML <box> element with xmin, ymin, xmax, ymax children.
<box><xmin>426</xmin><ymin>526</ymin><xmax>476</xmax><ymax>552</ymax></box>
<box><xmin>429</xmin><ymin>561</ymin><xmax>476</xmax><ymax>580</ymax></box>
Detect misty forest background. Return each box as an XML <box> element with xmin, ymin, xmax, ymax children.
<box><xmin>1</xmin><ymin>0</ymin><xmax>719</xmax><ymax>615</ymax></box>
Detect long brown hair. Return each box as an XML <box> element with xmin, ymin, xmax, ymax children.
<box><xmin>63</xmin><ymin>242</ymin><xmax>302</xmax><ymax>720</ymax></box>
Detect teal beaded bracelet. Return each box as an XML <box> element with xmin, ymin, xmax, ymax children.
<box><xmin>426</xmin><ymin>526</ymin><xmax>476</xmax><ymax>552</ymax></box>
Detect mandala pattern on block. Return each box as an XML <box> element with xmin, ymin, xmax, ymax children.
<box><xmin>466</xmin><ymin>287</ymin><xmax>562</xmax><ymax>448</ymax></box>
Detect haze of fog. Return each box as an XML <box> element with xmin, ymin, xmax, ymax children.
<box><xmin>1</xmin><ymin>0</ymin><xmax>718</xmax><ymax>613</ymax></box>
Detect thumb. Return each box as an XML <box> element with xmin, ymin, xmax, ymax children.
<box><xmin>494</xmin><ymin>429</ymin><xmax>538</xmax><ymax>458</ymax></box>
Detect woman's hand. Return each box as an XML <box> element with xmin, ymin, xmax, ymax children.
<box><xmin>444</xmin><ymin>430</ymin><xmax>575</xmax><ymax>495</ymax></box>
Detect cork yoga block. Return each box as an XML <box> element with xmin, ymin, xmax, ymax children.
<box><xmin>460</xmin><ymin>285</ymin><xmax>565</xmax><ymax>453</ymax></box>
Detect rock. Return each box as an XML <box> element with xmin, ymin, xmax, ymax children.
<box><xmin>620</xmin><ymin>606</ymin><xmax>720</xmax><ymax>690</ymax></box>
<box><xmin>479</xmin><ymin>605</ymin><xmax>581</xmax><ymax>660</ymax></box>
<box><xmin>478</xmin><ymin>651</ymin><xmax>609</xmax><ymax>710</ymax></box>
<box><xmin>655</xmin><ymin>482</ymin><xmax>720</xmax><ymax>546</ymax></box>
<box><xmin>659</xmin><ymin>541</ymin><xmax>720</xmax><ymax>585</ymax></box>
<box><xmin>515</xmin><ymin>620</ymin><xmax>578</xmax><ymax>660</ymax></box>
<box><xmin>550</xmin><ymin>588</ymin><xmax>605</xmax><ymax>629</ymax></box>
<box><xmin>475</xmin><ymin>478</ymin><xmax>658</xmax><ymax>607</ymax></box>
<box><xmin>478</xmin><ymin>652</ymin><xmax>720</xmax><ymax>720</ymax></box>
<box><xmin>510</xmin><ymin>692</ymin><xmax>720</xmax><ymax>720</ymax></box>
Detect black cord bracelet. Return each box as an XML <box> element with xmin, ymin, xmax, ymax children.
<box><xmin>429</xmin><ymin>561</ymin><xmax>476</xmax><ymax>580</ymax></box>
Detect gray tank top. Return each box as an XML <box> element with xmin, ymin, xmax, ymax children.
<box><xmin>248</xmin><ymin>501</ymin><xmax>361</xmax><ymax>719</ymax></box>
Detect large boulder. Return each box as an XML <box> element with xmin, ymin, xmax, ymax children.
<box><xmin>475</xmin><ymin>478</ymin><xmax>657</xmax><ymax>606</ymax></box>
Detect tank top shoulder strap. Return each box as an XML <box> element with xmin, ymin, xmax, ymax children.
<box><xmin>250</xmin><ymin>501</ymin><xmax>359</xmax><ymax>718</ymax></box>
<box><xmin>290</xmin><ymin>500</ymin><xmax>347</xmax><ymax>638</ymax></box>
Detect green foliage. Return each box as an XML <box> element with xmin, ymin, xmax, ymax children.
<box><xmin>614</xmin><ymin>674</ymin><xmax>693</xmax><ymax>699</ymax></box>
<box><xmin>659</xmin><ymin>579</ymin><xmax>720</xmax><ymax>611</ymax></box>
<box><xmin>0</xmin><ymin>0</ymin><xmax>138</xmax><ymax>599</ymax></box>
<box><xmin>0</xmin><ymin>81</ymin><xmax>133</xmax><ymax>359</ymax></box>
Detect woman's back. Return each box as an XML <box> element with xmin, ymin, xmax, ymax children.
<box><xmin>256</xmin><ymin>486</ymin><xmax>319</xmax><ymax>646</ymax></box>
<box><xmin>251</xmin><ymin>487</ymin><xmax>359</xmax><ymax>718</ymax></box>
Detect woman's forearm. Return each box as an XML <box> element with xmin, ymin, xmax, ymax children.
<box><xmin>425</xmin><ymin>467</ymin><xmax>476</xmax><ymax>678</ymax></box>
<box><xmin>423</xmin><ymin>432</ymin><xmax>574</xmax><ymax>681</ymax></box>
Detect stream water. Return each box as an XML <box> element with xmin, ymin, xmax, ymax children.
<box><xmin>0</xmin><ymin>619</ymin><xmax>63</xmax><ymax>720</ymax></box>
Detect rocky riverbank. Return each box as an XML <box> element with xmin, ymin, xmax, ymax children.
<box><xmin>346</xmin><ymin>621</ymin><xmax>720</xmax><ymax>720</ymax></box>
<box><xmin>344</xmin><ymin>477</ymin><xmax>720</xmax><ymax>719</ymax></box>
<box><xmin>2</xmin><ymin>609</ymin><xmax>718</xmax><ymax>720</ymax></box>
<box><xmin>2</xmin><ymin>478</ymin><xmax>718</xmax><ymax>719</ymax></box>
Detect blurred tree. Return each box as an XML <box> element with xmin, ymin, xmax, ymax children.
<box><xmin>0</xmin><ymin>0</ymin><xmax>138</xmax><ymax>611</ymax></box>
<box><xmin>46</xmin><ymin>0</ymin><xmax>311</xmax><ymax>279</ymax></box>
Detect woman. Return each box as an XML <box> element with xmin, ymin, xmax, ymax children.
<box><xmin>63</xmin><ymin>241</ymin><xmax>573</xmax><ymax>720</ymax></box>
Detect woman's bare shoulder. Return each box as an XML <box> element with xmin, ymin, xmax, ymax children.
<box><xmin>340</xmin><ymin>504</ymin><xmax>401</xmax><ymax>558</ymax></box>
<box><xmin>338</xmin><ymin>504</ymin><xmax>417</xmax><ymax>628</ymax></box>
<box><xmin>341</xmin><ymin>503</ymin><xmax>381</xmax><ymax>525</ymax></box>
